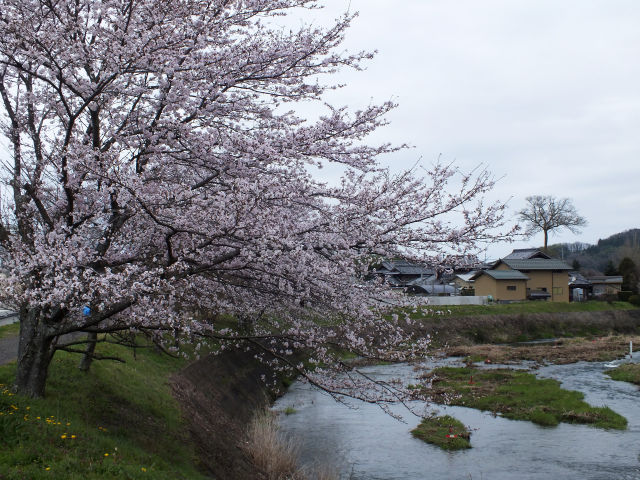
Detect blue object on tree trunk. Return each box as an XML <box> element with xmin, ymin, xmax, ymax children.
<box><xmin>82</xmin><ymin>306</ymin><xmax>91</xmax><ymax>316</ymax></box>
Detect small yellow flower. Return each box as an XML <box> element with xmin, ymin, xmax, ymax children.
<box><xmin>71</xmin><ymin>434</ymin><xmax>77</xmax><ymax>439</ymax></box>
<box><xmin>104</xmin><ymin>453</ymin><xmax>109</xmax><ymax>457</ymax></box>
<box><xmin>141</xmin><ymin>467</ymin><xmax>147</xmax><ymax>472</ymax></box>
<box><xmin>60</xmin><ymin>434</ymin><xmax>67</xmax><ymax>439</ymax></box>
<box><xmin>26</xmin><ymin>406</ymin><xmax>30</xmax><ymax>410</ymax></box>
<box><xmin>66</xmin><ymin>422</ymin><xmax>70</xmax><ymax>426</ymax></box>
<box><xmin>10</xmin><ymin>405</ymin><xmax>18</xmax><ymax>410</ymax></box>
<box><xmin>45</xmin><ymin>467</ymin><xmax>51</xmax><ymax>471</ymax></box>
<box><xmin>36</xmin><ymin>416</ymin><xmax>41</xmax><ymax>420</ymax></box>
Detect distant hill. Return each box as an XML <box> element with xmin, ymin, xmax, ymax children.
<box><xmin>545</xmin><ymin>229</ymin><xmax>640</xmax><ymax>275</ymax></box>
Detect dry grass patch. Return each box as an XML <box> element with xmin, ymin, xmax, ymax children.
<box><xmin>244</xmin><ymin>410</ymin><xmax>304</xmax><ymax>480</ymax></box>
<box><xmin>445</xmin><ymin>335</ymin><xmax>640</xmax><ymax>365</ymax></box>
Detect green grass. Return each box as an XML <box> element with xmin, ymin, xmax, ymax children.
<box><xmin>401</xmin><ymin>300</ymin><xmax>636</xmax><ymax>320</ymax></box>
<box><xmin>420</xmin><ymin>366</ymin><xmax>627</xmax><ymax>430</ymax></box>
<box><xmin>0</xmin><ymin>321</ymin><xmax>19</xmax><ymax>339</ymax></box>
<box><xmin>0</xmin><ymin>338</ymin><xmax>209</xmax><ymax>479</ymax></box>
<box><xmin>606</xmin><ymin>363</ymin><xmax>640</xmax><ymax>385</ymax></box>
<box><xmin>411</xmin><ymin>414</ymin><xmax>471</xmax><ymax>450</ymax></box>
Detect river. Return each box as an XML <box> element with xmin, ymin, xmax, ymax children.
<box><xmin>274</xmin><ymin>354</ymin><xmax>640</xmax><ymax>480</ymax></box>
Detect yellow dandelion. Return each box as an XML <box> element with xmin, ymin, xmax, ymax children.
<box><xmin>141</xmin><ymin>467</ymin><xmax>147</xmax><ymax>472</ymax></box>
<box><xmin>66</xmin><ymin>422</ymin><xmax>70</xmax><ymax>426</ymax></box>
<box><xmin>10</xmin><ymin>405</ymin><xmax>18</xmax><ymax>410</ymax></box>
<box><xmin>60</xmin><ymin>434</ymin><xmax>67</xmax><ymax>439</ymax></box>
<box><xmin>45</xmin><ymin>467</ymin><xmax>51</xmax><ymax>471</ymax></box>
<box><xmin>36</xmin><ymin>416</ymin><xmax>41</xmax><ymax>420</ymax></box>
<box><xmin>104</xmin><ymin>453</ymin><xmax>109</xmax><ymax>457</ymax></box>
<box><xmin>71</xmin><ymin>434</ymin><xmax>77</xmax><ymax>439</ymax></box>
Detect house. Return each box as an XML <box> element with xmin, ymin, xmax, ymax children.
<box><xmin>373</xmin><ymin>260</ymin><xmax>436</xmax><ymax>289</ymax></box>
<box><xmin>471</xmin><ymin>249</ymin><xmax>571</xmax><ymax>302</ymax></box>
<box><xmin>471</xmin><ymin>269</ymin><xmax>529</xmax><ymax>301</ymax></box>
<box><xmin>453</xmin><ymin>272</ymin><xmax>476</xmax><ymax>290</ymax></box>
<box><xmin>373</xmin><ymin>259</ymin><xmax>456</xmax><ymax>295</ymax></box>
<box><xmin>568</xmin><ymin>271</ymin><xmax>592</xmax><ymax>301</ymax></box>
<box><xmin>588</xmin><ymin>275</ymin><xmax>623</xmax><ymax>298</ymax></box>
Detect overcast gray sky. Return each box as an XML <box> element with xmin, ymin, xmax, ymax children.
<box><xmin>303</xmin><ymin>0</ymin><xmax>640</xmax><ymax>259</ymax></box>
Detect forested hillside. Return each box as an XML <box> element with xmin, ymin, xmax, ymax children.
<box><xmin>546</xmin><ymin>229</ymin><xmax>640</xmax><ymax>274</ymax></box>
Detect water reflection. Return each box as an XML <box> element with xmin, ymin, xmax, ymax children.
<box><xmin>274</xmin><ymin>356</ymin><xmax>640</xmax><ymax>480</ymax></box>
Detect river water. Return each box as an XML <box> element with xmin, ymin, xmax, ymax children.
<box><xmin>274</xmin><ymin>354</ymin><xmax>640</xmax><ymax>480</ymax></box>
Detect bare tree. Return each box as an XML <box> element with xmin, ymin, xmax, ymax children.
<box><xmin>518</xmin><ymin>196</ymin><xmax>587</xmax><ymax>250</ymax></box>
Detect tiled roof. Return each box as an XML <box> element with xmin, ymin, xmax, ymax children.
<box><xmin>380</xmin><ymin>260</ymin><xmax>435</xmax><ymax>276</ymax></box>
<box><xmin>588</xmin><ymin>276</ymin><xmax>623</xmax><ymax>284</ymax></box>
<box><xmin>473</xmin><ymin>270</ymin><xmax>529</xmax><ymax>281</ymax></box>
<box><xmin>503</xmin><ymin>248</ymin><xmax>551</xmax><ymax>260</ymax></box>
<box><xmin>501</xmin><ymin>259</ymin><xmax>571</xmax><ymax>271</ymax></box>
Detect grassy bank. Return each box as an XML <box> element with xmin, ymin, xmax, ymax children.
<box><xmin>0</xmin><ymin>339</ymin><xmax>208</xmax><ymax>479</ymax></box>
<box><xmin>402</xmin><ymin>300</ymin><xmax>636</xmax><ymax>319</ymax></box>
<box><xmin>415</xmin><ymin>366</ymin><xmax>627</xmax><ymax>430</ymax></box>
<box><xmin>606</xmin><ymin>363</ymin><xmax>640</xmax><ymax>386</ymax></box>
<box><xmin>401</xmin><ymin>305</ymin><xmax>640</xmax><ymax>347</ymax></box>
<box><xmin>0</xmin><ymin>322</ymin><xmax>19</xmax><ymax>339</ymax></box>
<box><xmin>411</xmin><ymin>414</ymin><xmax>471</xmax><ymax>450</ymax></box>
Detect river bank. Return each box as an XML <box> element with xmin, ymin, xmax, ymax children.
<box><xmin>275</xmin><ymin>358</ymin><xmax>640</xmax><ymax>479</ymax></box>
<box><xmin>1</xmin><ymin>306</ymin><xmax>638</xmax><ymax>478</ymax></box>
<box><xmin>442</xmin><ymin>334</ymin><xmax>640</xmax><ymax>364</ymax></box>
<box><xmin>406</xmin><ymin>307</ymin><xmax>640</xmax><ymax>347</ymax></box>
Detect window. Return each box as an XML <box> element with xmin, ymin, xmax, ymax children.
<box><xmin>507</xmin><ymin>285</ymin><xmax>517</xmax><ymax>291</ymax></box>
<box><xmin>553</xmin><ymin>287</ymin><xmax>563</xmax><ymax>295</ymax></box>
<box><xmin>540</xmin><ymin>287</ymin><xmax>547</xmax><ymax>292</ymax></box>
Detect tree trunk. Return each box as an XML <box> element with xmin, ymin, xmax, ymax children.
<box><xmin>543</xmin><ymin>229</ymin><xmax>549</xmax><ymax>250</ymax></box>
<box><xmin>15</xmin><ymin>307</ymin><xmax>54</xmax><ymax>398</ymax></box>
<box><xmin>78</xmin><ymin>332</ymin><xmax>97</xmax><ymax>372</ymax></box>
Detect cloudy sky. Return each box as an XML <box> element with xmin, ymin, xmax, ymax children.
<box><xmin>297</xmin><ymin>0</ymin><xmax>640</xmax><ymax>259</ymax></box>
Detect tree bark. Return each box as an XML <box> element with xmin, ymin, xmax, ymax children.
<box><xmin>78</xmin><ymin>332</ymin><xmax>97</xmax><ymax>372</ymax></box>
<box><xmin>543</xmin><ymin>229</ymin><xmax>549</xmax><ymax>250</ymax></box>
<box><xmin>15</xmin><ymin>307</ymin><xmax>54</xmax><ymax>398</ymax></box>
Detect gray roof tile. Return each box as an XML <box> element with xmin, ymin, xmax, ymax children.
<box><xmin>501</xmin><ymin>259</ymin><xmax>571</xmax><ymax>270</ymax></box>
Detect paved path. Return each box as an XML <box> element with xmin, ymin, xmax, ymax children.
<box><xmin>0</xmin><ymin>335</ymin><xmax>18</xmax><ymax>365</ymax></box>
<box><xmin>0</xmin><ymin>314</ymin><xmax>19</xmax><ymax>327</ymax></box>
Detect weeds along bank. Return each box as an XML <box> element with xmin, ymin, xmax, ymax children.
<box><xmin>406</xmin><ymin>307</ymin><xmax>640</xmax><ymax>346</ymax></box>
<box><xmin>0</xmin><ymin>323</ymin><xmax>302</xmax><ymax>479</ymax></box>
<box><xmin>2</xmin><ymin>306</ymin><xmax>638</xmax><ymax>478</ymax></box>
<box><xmin>171</xmin><ymin>345</ymin><xmax>293</xmax><ymax>480</ymax></box>
<box><xmin>0</xmin><ymin>340</ymin><xmax>211</xmax><ymax>479</ymax></box>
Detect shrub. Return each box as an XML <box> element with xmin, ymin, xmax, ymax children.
<box><xmin>628</xmin><ymin>295</ymin><xmax>640</xmax><ymax>307</ymax></box>
<box><xmin>618</xmin><ymin>291</ymin><xmax>633</xmax><ymax>302</ymax></box>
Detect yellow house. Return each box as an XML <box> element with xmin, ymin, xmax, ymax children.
<box><xmin>471</xmin><ymin>269</ymin><xmax>529</xmax><ymax>301</ymax></box>
<box><xmin>494</xmin><ymin>258</ymin><xmax>571</xmax><ymax>302</ymax></box>
<box><xmin>472</xmin><ymin>253</ymin><xmax>571</xmax><ymax>302</ymax></box>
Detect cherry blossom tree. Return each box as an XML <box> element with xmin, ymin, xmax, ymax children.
<box><xmin>0</xmin><ymin>0</ymin><xmax>510</xmax><ymax>398</ymax></box>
